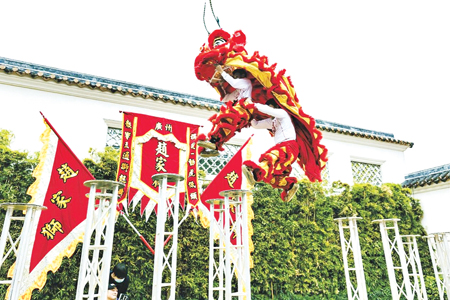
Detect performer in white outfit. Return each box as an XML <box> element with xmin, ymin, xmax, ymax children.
<box><xmin>243</xmin><ymin>99</ymin><xmax>300</xmax><ymax>202</ymax></box>
<box><xmin>198</xmin><ymin>65</ymin><xmax>254</xmax><ymax>156</ymax></box>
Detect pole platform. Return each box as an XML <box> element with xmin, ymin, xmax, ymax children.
<box><xmin>75</xmin><ymin>180</ymin><xmax>124</xmax><ymax>300</ymax></box>
<box><xmin>208</xmin><ymin>190</ymin><xmax>252</xmax><ymax>300</ymax></box>
<box><xmin>0</xmin><ymin>203</ymin><xmax>46</xmax><ymax>299</ymax></box>
<box><xmin>151</xmin><ymin>172</ymin><xmax>185</xmax><ymax>300</ymax></box>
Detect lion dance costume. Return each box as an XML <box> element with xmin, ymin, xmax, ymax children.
<box><xmin>195</xmin><ymin>29</ymin><xmax>328</xmax><ymax>196</ymax></box>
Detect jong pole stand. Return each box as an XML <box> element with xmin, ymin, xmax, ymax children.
<box><xmin>207</xmin><ymin>189</ymin><xmax>252</xmax><ymax>300</ymax></box>
<box><xmin>334</xmin><ymin>217</ymin><xmax>368</xmax><ymax>300</ymax></box>
<box><xmin>372</xmin><ymin>219</ymin><xmax>415</xmax><ymax>300</ymax></box>
<box><xmin>75</xmin><ymin>180</ymin><xmax>124</xmax><ymax>300</ymax></box>
<box><xmin>151</xmin><ymin>173</ymin><xmax>185</xmax><ymax>300</ymax></box>
<box><xmin>0</xmin><ymin>203</ymin><xmax>46</xmax><ymax>300</ymax></box>
<box><xmin>425</xmin><ymin>232</ymin><xmax>450</xmax><ymax>300</ymax></box>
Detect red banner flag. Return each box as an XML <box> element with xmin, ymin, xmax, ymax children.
<box><xmin>198</xmin><ymin>136</ymin><xmax>254</xmax><ymax>252</ymax></box>
<box><xmin>11</xmin><ymin>115</ymin><xmax>94</xmax><ymax>299</ymax></box>
<box><xmin>116</xmin><ymin>112</ymin><xmax>200</xmax><ymax>218</ymax></box>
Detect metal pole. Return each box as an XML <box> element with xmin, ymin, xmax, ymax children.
<box><xmin>152</xmin><ymin>175</ymin><xmax>168</xmax><ymax>300</ymax></box>
<box><xmin>224</xmin><ymin>194</ymin><xmax>232</xmax><ymax>300</ymax></box>
<box><xmin>427</xmin><ymin>233</ymin><xmax>450</xmax><ymax>300</ymax></box>
<box><xmin>5</xmin><ymin>204</ymin><xmax>46</xmax><ymax>300</ymax></box>
<box><xmin>75</xmin><ymin>180</ymin><xmax>124</xmax><ymax>300</ymax></box>
<box><xmin>336</xmin><ymin>218</ymin><xmax>354</xmax><ymax>300</ymax></box>
<box><xmin>151</xmin><ymin>173</ymin><xmax>184</xmax><ymax>300</ymax></box>
<box><xmin>76</xmin><ymin>183</ymin><xmax>98</xmax><ymax>300</ymax></box>
<box><xmin>219</xmin><ymin>189</ymin><xmax>251</xmax><ymax>300</ymax></box>
<box><xmin>373</xmin><ymin>219</ymin><xmax>413</xmax><ymax>300</ymax></box>
<box><xmin>373</xmin><ymin>219</ymin><xmax>400</xmax><ymax>300</ymax></box>
<box><xmin>99</xmin><ymin>183</ymin><xmax>120</xmax><ymax>300</ymax></box>
<box><xmin>208</xmin><ymin>200</ymin><xmax>216</xmax><ymax>300</ymax></box>
<box><xmin>240</xmin><ymin>191</ymin><xmax>251</xmax><ymax>300</ymax></box>
<box><xmin>334</xmin><ymin>217</ymin><xmax>368</xmax><ymax>300</ymax></box>
<box><xmin>0</xmin><ymin>207</ymin><xmax>15</xmax><ymax>285</ymax></box>
<box><xmin>169</xmin><ymin>176</ymin><xmax>182</xmax><ymax>299</ymax></box>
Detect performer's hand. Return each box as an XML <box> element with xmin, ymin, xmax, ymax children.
<box><xmin>215</xmin><ymin>65</ymin><xmax>224</xmax><ymax>73</ymax></box>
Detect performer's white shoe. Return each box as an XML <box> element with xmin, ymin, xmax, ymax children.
<box><xmin>284</xmin><ymin>183</ymin><xmax>299</xmax><ymax>202</ymax></box>
<box><xmin>242</xmin><ymin>165</ymin><xmax>256</xmax><ymax>186</ymax></box>
<box><xmin>198</xmin><ymin>140</ymin><xmax>217</xmax><ymax>150</ymax></box>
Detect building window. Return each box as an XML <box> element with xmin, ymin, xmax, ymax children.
<box><xmin>199</xmin><ymin>144</ymin><xmax>240</xmax><ymax>176</ymax></box>
<box><xmin>106</xmin><ymin>127</ymin><xmax>122</xmax><ymax>149</ymax></box>
<box><xmin>351</xmin><ymin>161</ymin><xmax>382</xmax><ymax>186</ymax></box>
<box><xmin>321</xmin><ymin>163</ymin><xmax>330</xmax><ymax>186</ymax></box>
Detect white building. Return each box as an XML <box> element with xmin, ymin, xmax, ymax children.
<box><xmin>5</xmin><ymin>56</ymin><xmax>447</xmax><ymax>234</ymax></box>
<box><xmin>402</xmin><ymin>164</ymin><xmax>450</xmax><ymax>234</ymax></box>
<box><xmin>0</xmin><ymin>56</ymin><xmax>413</xmax><ymax>183</ymax></box>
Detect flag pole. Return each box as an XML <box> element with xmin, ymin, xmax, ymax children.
<box><xmin>120</xmin><ymin>212</ymin><xmax>155</xmax><ymax>255</ymax></box>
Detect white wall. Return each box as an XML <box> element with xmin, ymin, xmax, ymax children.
<box><xmin>0</xmin><ymin>79</ymin><xmax>215</xmax><ymax>160</ymax></box>
<box><xmin>411</xmin><ymin>183</ymin><xmax>450</xmax><ymax>234</ymax></box>
<box><xmin>0</xmin><ymin>74</ymin><xmax>410</xmax><ymax>186</ymax></box>
<box><xmin>322</xmin><ymin>131</ymin><xmax>409</xmax><ymax>185</ymax></box>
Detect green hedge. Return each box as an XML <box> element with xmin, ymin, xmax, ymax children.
<box><xmin>0</xmin><ymin>143</ymin><xmax>440</xmax><ymax>299</ymax></box>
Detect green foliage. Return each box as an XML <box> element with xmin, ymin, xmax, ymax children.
<box><xmin>0</xmin><ymin>129</ymin><xmax>38</xmax><ymax>203</ymax></box>
<box><xmin>82</xmin><ymin>147</ymin><xmax>119</xmax><ymax>180</ymax></box>
<box><xmin>0</xmin><ymin>129</ymin><xmax>14</xmax><ymax>147</ymax></box>
<box><xmin>0</xmin><ymin>141</ymin><xmax>439</xmax><ymax>299</ymax></box>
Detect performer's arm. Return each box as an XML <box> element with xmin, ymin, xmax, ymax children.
<box><xmin>251</xmin><ymin>118</ymin><xmax>272</xmax><ymax>129</ymax></box>
<box><xmin>254</xmin><ymin>103</ymin><xmax>288</xmax><ymax>119</ymax></box>
<box><xmin>221</xmin><ymin>72</ymin><xmax>250</xmax><ymax>90</ymax></box>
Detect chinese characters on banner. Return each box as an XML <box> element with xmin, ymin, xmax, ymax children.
<box><xmin>32</xmin><ymin>149</ymin><xmax>93</xmax><ymax>251</ymax></box>
<box><xmin>199</xmin><ymin>136</ymin><xmax>254</xmax><ymax>246</ymax></box>
<box><xmin>116</xmin><ymin>112</ymin><xmax>200</xmax><ymax>216</ymax></box>
<box><xmin>16</xmin><ymin>116</ymin><xmax>94</xmax><ymax>299</ymax></box>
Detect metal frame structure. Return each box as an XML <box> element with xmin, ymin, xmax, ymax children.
<box><xmin>401</xmin><ymin>235</ymin><xmax>428</xmax><ymax>300</ymax></box>
<box><xmin>372</xmin><ymin>219</ymin><xmax>413</xmax><ymax>300</ymax></box>
<box><xmin>208</xmin><ymin>189</ymin><xmax>251</xmax><ymax>300</ymax></box>
<box><xmin>0</xmin><ymin>203</ymin><xmax>46</xmax><ymax>299</ymax></box>
<box><xmin>151</xmin><ymin>173</ymin><xmax>184</xmax><ymax>300</ymax></box>
<box><xmin>75</xmin><ymin>180</ymin><xmax>123</xmax><ymax>300</ymax></box>
<box><xmin>334</xmin><ymin>217</ymin><xmax>368</xmax><ymax>300</ymax></box>
<box><xmin>426</xmin><ymin>232</ymin><xmax>450</xmax><ymax>300</ymax></box>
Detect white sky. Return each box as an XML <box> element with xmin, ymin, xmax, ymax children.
<box><xmin>1</xmin><ymin>0</ymin><xmax>449</xmax><ymax>174</ymax></box>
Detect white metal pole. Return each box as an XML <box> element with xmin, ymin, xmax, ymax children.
<box><xmin>0</xmin><ymin>206</ymin><xmax>15</xmax><ymax>284</ymax></box>
<box><xmin>218</xmin><ymin>200</ymin><xmax>225</xmax><ymax>300</ymax></box>
<box><xmin>350</xmin><ymin>218</ymin><xmax>368</xmax><ymax>299</ymax></box>
<box><xmin>152</xmin><ymin>175</ymin><xmax>168</xmax><ymax>300</ymax></box>
<box><xmin>99</xmin><ymin>183</ymin><xmax>120</xmax><ymax>300</ymax></box>
<box><xmin>373</xmin><ymin>219</ymin><xmax>414</xmax><ymax>300</ymax></box>
<box><xmin>426</xmin><ymin>234</ymin><xmax>448</xmax><ymax>300</ymax></box>
<box><xmin>336</xmin><ymin>218</ymin><xmax>354</xmax><ymax>300</ymax></box>
<box><xmin>224</xmin><ymin>194</ymin><xmax>232</xmax><ymax>300</ymax></box>
<box><xmin>219</xmin><ymin>189</ymin><xmax>251</xmax><ymax>300</ymax></box>
<box><xmin>334</xmin><ymin>217</ymin><xmax>368</xmax><ymax>300</ymax></box>
<box><xmin>440</xmin><ymin>233</ymin><xmax>450</xmax><ymax>298</ymax></box>
<box><xmin>169</xmin><ymin>176</ymin><xmax>182</xmax><ymax>300</ymax></box>
<box><xmin>373</xmin><ymin>219</ymin><xmax>400</xmax><ymax>300</ymax></box>
<box><xmin>75</xmin><ymin>180</ymin><xmax>124</xmax><ymax>300</ymax></box>
<box><xmin>393</xmin><ymin>222</ymin><xmax>414</xmax><ymax>300</ymax></box>
<box><xmin>412</xmin><ymin>235</ymin><xmax>428</xmax><ymax>300</ymax></box>
<box><xmin>8</xmin><ymin>204</ymin><xmax>46</xmax><ymax>300</ymax></box>
<box><xmin>151</xmin><ymin>173</ymin><xmax>184</xmax><ymax>300</ymax></box>
<box><xmin>76</xmin><ymin>183</ymin><xmax>98</xmax><ymax>300</ymax></box>
<box><xmin>209</xmin><ymin>200</ymin><xmax>216</xmax><ymax>300</ymax></box>
<box><xmin>430</xmin><ymin>233</ymin><xmax>450</xmax><ymax>299</ymax></box>
<box><xmin>240</xmin><ymin>191</ymin><xmax>251</xmax><ymax>300</ymax></box>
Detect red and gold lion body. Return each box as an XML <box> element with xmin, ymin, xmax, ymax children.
<box><xmin>195</xmin><ymin>29</ymin><xmax>328</xmax><ymax>182</ymax></box>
